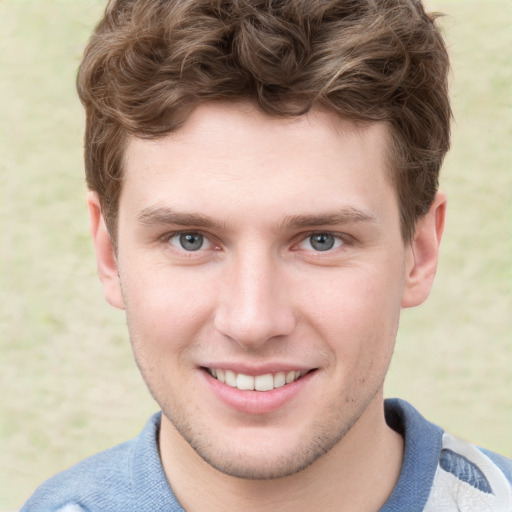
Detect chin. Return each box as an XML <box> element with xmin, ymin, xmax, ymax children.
<box><xmin>191</xmin><ymin>444</ymin><xmax>331</xmax><ymax>481</ymax></box>
<box><xmin>169</xmin><ymin>411</ymin><xmax>359</xmax><ymax>481</ymax></box>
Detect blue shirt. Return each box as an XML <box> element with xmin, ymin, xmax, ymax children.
<box><xmin>21</xmin><ymin>399</ymin><xmax>512</xmax><ymax>511</ymax></box>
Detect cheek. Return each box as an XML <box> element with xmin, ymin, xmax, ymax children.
<box><xmin>299</xmin><ymin>265</ymin><xmax>404</xmax><ymax>362</ymax></box>
<box><xmin>119</xmin><ymin>262</ymin><xmax>215</xmax><ymax>352</ymax></box>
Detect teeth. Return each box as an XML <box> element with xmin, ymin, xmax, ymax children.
<box><xmin>236</xmin><ymin>373</ymin><xmax>255</xmax><ymax>390</ymax></box>
<box><xmin>274</xmin><ymin>371</ymin><xmax>286</xmax><ymax>388</ymax></box>
<box><xmin>209</xmin><ymin>368</ymin><xmax>307</xmax><ymax>391</ymax></box>
<box><xmin>254</xmin><ymin>374</ymin><xmax>273</xmax><ymax>391</ymax></box>
<box><xmin>225</xmin><ymin>370</ymin><xmax>236</xmax><ymax>387</ymax></box>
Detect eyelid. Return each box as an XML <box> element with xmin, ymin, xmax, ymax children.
<box><xmin>171</xmin><ymin>232</ymin><xmax>210</xmax><ymax>251</ymax></box>
<box><xmin>158</xmin><ymin>229</ymin><xmax>355</xmax><ymax>254</ymax></box>
<box><xmin>161</xmin><ymin>229</ymin><xmax>220</xmax><ymax>252</ymax></box>
<box><xmin>292</xmin><ymin>231</ymin><xmax>354</xmax><ymax>251</ymax></box>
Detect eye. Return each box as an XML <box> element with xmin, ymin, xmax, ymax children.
<box><xmin>299</xmin><ymin>233</ymin><xmax>345</xmax><ymax>252</ymax></box>
<box><xmin>169</xmin><ymin>232</ymin><xmax>211</xmax><ymax>252</ymax></box>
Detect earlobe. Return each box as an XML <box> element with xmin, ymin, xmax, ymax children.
<box><xmin>87</xmin><ymin>192</ymin><xmax>125</xmax><ymax>310</ymax></box>
<box><xmin>401</xmin><ymin>192</ymin><xmax>446</xmax><ymax>308</ymax></box>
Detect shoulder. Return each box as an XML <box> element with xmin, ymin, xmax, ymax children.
<box><xmin>479</xmin><ymin>446</ymin><xmax>512</xmax><ymax>482</ymax></box>
<box><xmin>423</xmin><ymin>432</ymin><xmax>512</xmax><ymax>511</ymax></box>
<box><xmin>20</xmin><ymin>439</ymin><xmax>134</xmax><ymax>512</ymax></box>
<box><xmin>381</xmin><ymin>398</ymin><xmax>512</xmax><ymax>512</ymax></box>
<box><xmin>20</xmin><ymin>413</ymin><xmax>177</xmax><ymax>512</ymax></box>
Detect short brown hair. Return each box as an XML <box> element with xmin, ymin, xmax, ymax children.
<box><xmin>77</xmin><ymin>0</ymin><xmax>451</xmax><ymax>243</ymax></box>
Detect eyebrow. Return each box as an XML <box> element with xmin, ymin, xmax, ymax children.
<box><xmin>137</xmin><ymin>205</ymin><xmax>376</xmax><ymax>231</ymax></box>
<box><xmin>137</xmin><ymin>206</ymin><xmax>228</xmax><ymax>230</ymax></box>
<box><xmin>279</xmin><ymin>208</ymin><xmax>377</xmax><ymax>230</ymax></box>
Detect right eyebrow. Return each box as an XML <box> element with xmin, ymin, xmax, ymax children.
<box><xmin>137</xmin><ymin>206</ymin><xmax>229</xmax><ymax>231</ymax></box>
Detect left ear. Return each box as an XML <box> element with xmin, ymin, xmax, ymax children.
<box><xmin>401</xmin><ymin>192</ymin><xmax>446</xmax><ymax>308</ymax></box>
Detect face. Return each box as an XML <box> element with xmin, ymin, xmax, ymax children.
<box><xmin>91</xmin><ymin>102</ymin><xmax>439</xmax><ymax>480</ymax></box>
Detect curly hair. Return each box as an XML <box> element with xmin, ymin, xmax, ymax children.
<box><xmin>77</xmin><ymin>0</ymin><xmax>451</xmax><ymax>243</ymax></box>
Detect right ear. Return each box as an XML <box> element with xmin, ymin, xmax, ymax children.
<box><xmin>87</xmin><ymin>192</ymin><xmax>125</xmax><ymax>310</ymax></box>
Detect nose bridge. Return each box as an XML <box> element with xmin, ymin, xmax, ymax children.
<box><xmin>214</xmin><ymin>244</ymin><xmax>294</xmax><ymax>347</ymax></box>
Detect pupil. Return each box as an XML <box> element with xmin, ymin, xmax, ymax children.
<box><xmin>179</xmin><ymin>233</ymin><xmax>203</xmax><ymax>251</ymax></box>
<box><xmin>310</xmin><ymin>233</ymin><xmax>334</xmax><ymax>251</ymax></box>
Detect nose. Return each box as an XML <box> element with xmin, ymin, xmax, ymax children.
<box><xmin>213</xmin><ymin>249</ymin><xmax>296</xmax><ymax>349</ymax></box>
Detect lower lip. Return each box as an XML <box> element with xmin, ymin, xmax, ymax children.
<box><xmin>201</xmin><ymin>370</ymin><xmax>316</xmax><ymax>415</ymax></box>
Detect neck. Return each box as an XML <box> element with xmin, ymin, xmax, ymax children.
<box><xmin>159</xmin><ymin>396</ymin><xmax>403</xmax><ymax>512</ymax></box>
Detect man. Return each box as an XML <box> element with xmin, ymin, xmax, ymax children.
<box><xmin>22</xmin><ymin>0</ymin><xmax>511</xmax><ymax>510</ymax></box>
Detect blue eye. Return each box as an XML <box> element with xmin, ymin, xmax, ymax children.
<box><xmin>310</xmin><ymin>233</ymin><xmax>335</xmax><ymax>251</ymax></box>
<box><xmin>299</xmin><ymin>233</ymin><xmax>344</xmax><ymax>252</ymax></box>
<box><xmin>170</xmin><ymin>233</ymin><xmax>209</xmax><ymax>251</ymax></box>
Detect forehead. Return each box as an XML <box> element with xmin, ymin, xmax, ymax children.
<box><xmin>125</xmin><ymin>102</ymin><xmax>390</xmax><ymax>166</ymax></box>
<box><xmin>120</xmin><ymin>102</ymin><xmax>396</xmax><ymax>225</ymax></box>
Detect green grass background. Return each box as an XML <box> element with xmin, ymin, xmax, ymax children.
<box><xmin>1</xmin><ymin>0</ymin><xmax>510</xmax><ymax>509</ymax></box>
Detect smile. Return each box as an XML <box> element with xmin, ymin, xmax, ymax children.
<box><xmin>206</xmin><ymin>368</ymin><xmax>309</xmax><ymax>392</ymax></box>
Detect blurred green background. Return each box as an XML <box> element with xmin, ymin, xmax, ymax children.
<box><xmin>1</xmin><ymin>0</ymin><xmax>511</xmax><ymax>509</ymax></box>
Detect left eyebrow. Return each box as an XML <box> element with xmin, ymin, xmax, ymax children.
<box><xmin>279</xmin><ymin>208</ymin><xmax>377</xmax><ymax>230</ymax></box>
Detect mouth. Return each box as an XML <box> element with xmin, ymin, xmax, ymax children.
<box><xmin>203</xmin><ymin>367</ymin><xmax>313</xmax><ymax>392</ymax></box>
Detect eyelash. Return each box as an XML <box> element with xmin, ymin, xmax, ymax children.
<box><xmin>161</xmin><ymin>230</ymin><xmax>352</xmax><ymax>255</ymax></box>
<box><xmin>164</xmin><ymin>231</ymin><xmax>216</xmax><ymax>253</ymax></box>
<box><xmin>294</xmin><ymin>232</ymin><xmax>349</xmax><ymax>253</ymax></box>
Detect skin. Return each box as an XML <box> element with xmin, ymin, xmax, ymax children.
<box><xmin>89</xmin><ymin>101</ymin><xmax>445</xmax><ymax>511</ymax></box>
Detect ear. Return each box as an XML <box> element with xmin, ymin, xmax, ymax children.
<box><xmin>87</xmin><ymin>192</ymin><xmax>125</xmax><ymax>310</ymax></box>
<box><xmin>401</xmin><ymin>192</ymin><xmax>446</xmax><ymax>308</ymax></box>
